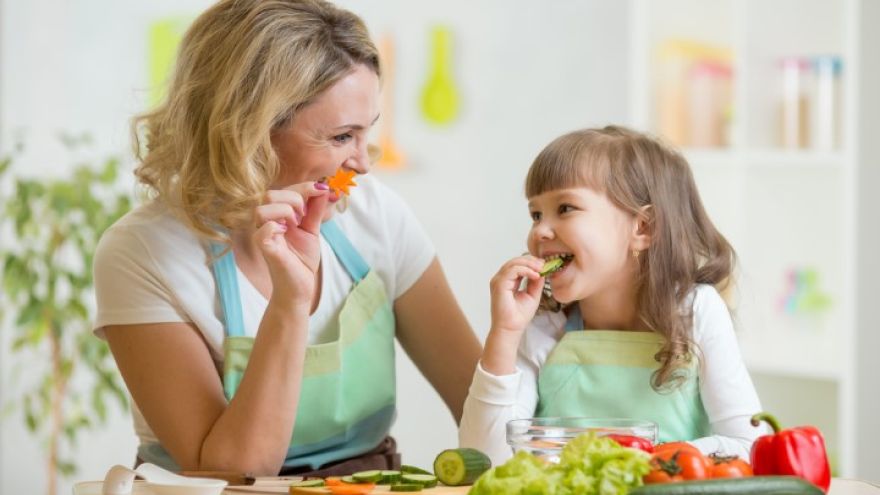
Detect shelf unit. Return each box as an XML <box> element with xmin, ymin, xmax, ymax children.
<box><xmin>628</xmin><ymin>0</ymin><xmax>877</xmax><ymax>479</ymax></box>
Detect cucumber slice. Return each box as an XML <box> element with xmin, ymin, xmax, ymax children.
<box><xmin>539</xmin><ymin>257</ymin><xmax>564</xmax><ymax>276</ymax></box>
<box><xmin>380</xmin><ymin>470</ymin><xmax>401</xmax><ymax>484</ymax></box>
<box><xmin>352</xmin><ymin>470</ymin><xmax>382</xmax><ymax>483</ymax></box>
<box><xmin>400</xmin><ymin>474</ymin><xmax>438</xmax><ymax>488</ymax></box>
<box><xmin>433</xmin><ymin>448</ymin><xmax>492</xmax><ymax>486</ymax></box>
<box><xmin>389</xmin><ymin>484</ymin><xmax>423</xmax><ymax>492</ymax></box>
<box><xmin>289</xmin><ymin>479</ymin><xmax>325</xmax><ymax>488</ymax></box>
<box><xmin>400</xmin><ymin>465</ymin><xmax>432</xmax><ymax>475</ymax></box>
<box><xmin>340</xmin><ymin>475</ymin><xmax>359</xmax><ymax>484</ymax></box>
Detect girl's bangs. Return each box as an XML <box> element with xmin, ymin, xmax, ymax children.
<box><xmin>525</xmin><ymin>131</ymin><xmax>611</xmax><ymax>198</ymax></box>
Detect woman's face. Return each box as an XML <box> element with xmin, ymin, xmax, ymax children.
<box><xmin>271</xmin><ymin>64</ymin><xmax>380</xmax><ymax>196</ymax></box>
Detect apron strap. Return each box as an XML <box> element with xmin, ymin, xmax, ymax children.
<box><xmin>210</xmin><ymin>219</ymin><xmax>370</xmax><ymax>338</ymax></box>
<box><xmin>565</xmin><ymin>304</ymin><xmax>583</xmax><ymax>332</ymax></box>
<box><xmin>320</xmin><ymin>219</ymin><xmax>369</xmax><ymax>283</ymax></box>
<box><xmin>210</xmin><ymin>243</ymin><xmax>246</xmax><ymax>338</ymax></box>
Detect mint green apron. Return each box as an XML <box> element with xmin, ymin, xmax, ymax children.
<box><xmin>536</xmin><ymin>306</ymin><xmax>710</xmax><ymax>443</ymax></box>
<box><xmin>137</xmin><ymin>219</ymin><xmax>397</xmax><ymax>471</ymax></box>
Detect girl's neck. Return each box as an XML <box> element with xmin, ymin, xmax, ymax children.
<box><xmin>576</xmin><ymin>283</ymin><xmax>647</xmax><ymax>331</ymax></box>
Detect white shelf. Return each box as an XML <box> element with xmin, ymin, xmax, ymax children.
<box><xmin>628</xmin><ymin>0</ymin><xmax>872</xmax><ymax>478</ymax></box>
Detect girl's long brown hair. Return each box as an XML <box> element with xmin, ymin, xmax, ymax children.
<box><xmin>525</xmin><ymin>126</ymin><xmax>735</xmax><ymax>390</ymax></box>
<box><xmin>132</xmin><ymin>0</ymin><xmax>380</xmax><ymax>240</ymax></box>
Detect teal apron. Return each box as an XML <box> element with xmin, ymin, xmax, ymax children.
<box><xmin>138</xmin><ymin>219</ymin><xmax>397</xmax><ymax>471</ymax></box>
<box><xmin>536</xmin><ymin>305</ymin><xmax>710</xmax><ymax>443</ymax></box>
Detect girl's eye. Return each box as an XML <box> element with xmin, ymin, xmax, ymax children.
<box><xmin>558</xmin><ymin>204</ymin><xmax>576</xmax><ymax>215</ymax></box>
<box><xmin>530</xmin><ymin>211</ymin><xmax>541</xmax><ymax>222</ymax></box>
<box><xmin>333</xmin><ymin>133</ymin><xmax>353</xmax><ymax>144</ymax></box>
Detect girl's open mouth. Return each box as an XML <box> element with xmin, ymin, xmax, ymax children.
<box><xmin>540</xmin><ymin>253</ymin><xmax>574</xmax><ymax>277</ymax></box>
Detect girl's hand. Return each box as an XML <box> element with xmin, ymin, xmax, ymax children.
<box><xmin>253</xmin><ymin>182</ymin><xmax>330</xmax><ymax>305</ymax></box>
<box><xmin>489</xmin><ymin>255</ymin><xmax>545</xmax><ymax>335</ymax></box>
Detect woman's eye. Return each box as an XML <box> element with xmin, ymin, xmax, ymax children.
<box><xmin>333</xmin><ymin>133</ymin><xmax>353</xmax><ymax>144</ymax></box>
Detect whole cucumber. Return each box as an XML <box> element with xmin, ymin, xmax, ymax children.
<box><xmin>628</xmin><ymin>476</ymin><xmax>824</xmax><ymax>495</ymax></box>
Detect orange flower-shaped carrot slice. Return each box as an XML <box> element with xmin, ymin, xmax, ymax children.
<box><xmin>325</xmin><ymin>168</ymin><xmax>357</xmax><ymax>196</ymax></box>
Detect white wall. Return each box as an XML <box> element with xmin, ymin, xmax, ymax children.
<box><xmin>0</xmin><ymin>1</ymin><xmax>629</xmax><ymax>493</ymax></box>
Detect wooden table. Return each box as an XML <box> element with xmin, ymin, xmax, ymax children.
<box><xmin>72</xmin><ymin>478</ymin><xmax>880</xmax><ymax>494</ymax></box>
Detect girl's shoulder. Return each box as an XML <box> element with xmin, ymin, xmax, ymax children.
<box><xmin>688</xmin><ymin>283</ymin><xmax>735</xmax><ymax>343</ymax></box>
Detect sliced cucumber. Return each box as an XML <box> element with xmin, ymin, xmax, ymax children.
<box><xmin>389</xmin><ymin>484</ymin><xmax>423</xmax><ymax>492</ymax></box>
<box><xmin>380</xmin><ymin>470</ymin><xmax>401</xmax><ymax>484</ymax></box>
<box><xmin>433</xmin><ymin>448</ymin><xmax>492</xmax><ymax>486</ymax></box>
<box><xmin>539</xmin><ymin>257</ymin><xmax>564</xmax><ymax>277</ymax></box>
<box><xmin>400</xmin><ymin>474</ymin><xmax>438</xmax><ymax>488</ymax></box>
<box><xmin>352</xmin><ymin>470</ymin><xmax>382</xmax><ymax>483</ymax></box>
<box><xmin>340</xmin><ymin>475</ymin><xmax>359</xmax><ymax>484</ymax></box>
<box><xmin>400</xmin><ymin>465</ymin><xmax>432</xmax><ymax>475</ymax></box>
<box><xmin>289</xmin><ymin>479</ymin><xmax>325</xmax><ymax>488</ymax></box>
<box><xmin>629</xmin><ymin>476</ymin><xmax>824</xmax><ymax>495</ymax></box>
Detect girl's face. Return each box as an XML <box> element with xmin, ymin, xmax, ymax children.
<box><xmin>527</xmin><ymin>186</ymin><xmax>640</xmax><ymax>304</ymax></box>
<box><xmin>271</xmin><ymin>63</ymin><xmax>380</xmax><ymax>201</ymax></box>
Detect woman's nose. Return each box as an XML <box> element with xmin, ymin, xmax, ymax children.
<box><xmin>344</xmin><ymin>138</ymin><xmax>371</xmax><ymax>174</ymax></box>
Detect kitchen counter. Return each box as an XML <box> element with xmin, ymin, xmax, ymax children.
<box><xmin>72</xmin><ymin>477</ymin><xmax>880</xmax><ymax>495</ymax></box>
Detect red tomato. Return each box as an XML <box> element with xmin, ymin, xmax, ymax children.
<box><xmin>710</xmin><ymin>455</ymin><xmax>754</xmax><ymax>478</ymax></box>
<box><xmin>654</xmin><ymin>442</ymin><xmax>702</xmax><ymax>457</ymax></box>
<box><xmin>651</xmin><ymin>446</ymin><xmax>711</xmax><ymax>481</ymax></box>
<box><xmin>644</xmin><ymin>467</ymin><xmax>684</xmax><ymax>484</ymax></box>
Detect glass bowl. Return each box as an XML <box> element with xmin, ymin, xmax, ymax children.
<box><xmin>506</xmin><ymin>417</ymin><xmax>658</xmax><ymax>463</ymax></box>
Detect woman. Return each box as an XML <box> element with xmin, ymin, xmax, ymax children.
<box><xmin>94</xmin><ymin>0</ymin><xmax>481</xmax><ymax>476</ymax></box>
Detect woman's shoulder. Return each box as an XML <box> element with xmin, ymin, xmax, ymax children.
<box><xmin>96</xmin><ymin>200</ymin><xmax>203</xmax><ymax>266</ymax></box>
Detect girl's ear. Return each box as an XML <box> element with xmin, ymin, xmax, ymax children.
<box><xmin>631</xmin><ymin>205</ymin><xmax>653</xmax><ymax>252</ymax></box>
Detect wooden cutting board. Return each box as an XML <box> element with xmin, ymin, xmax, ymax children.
<box><xmin>229</xmin><ymin>485</ymin><xmax>471</xmax><ymax>495</ymax></box>
<box><xmin>226</xmin><ymin>485</ymin><xmax>470</xmax><ymax>495</ymax></box>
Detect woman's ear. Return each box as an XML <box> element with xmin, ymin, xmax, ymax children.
<box><xmin>631</xmin><ymin>205</ymin><xmax>653</xmax><ymax>252</ymax></box>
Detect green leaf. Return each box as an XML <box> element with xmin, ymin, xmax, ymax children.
<box><xmin>57</xmin><ymin>459</ymin><xmax>77</xmax><ymax>477</ymax></box>
<box><xmin>15</xmin><ymin>297</ymin><xmax>45</xmax><ymax>329</ymax></box>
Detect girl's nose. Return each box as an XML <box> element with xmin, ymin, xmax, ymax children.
<box><xmin>530</xmin><ymin>222</ymin><xmax>555</xmax><ymax>243</ymax></box>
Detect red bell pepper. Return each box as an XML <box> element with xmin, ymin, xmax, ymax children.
<box><xmin>604</xmin><ymin>433</ymin><xmax>654</xmax><ymax>453</ymax></box>
<box><xmin>750</xmin><ymin>412</ymin><xmax>831</xmax><ymax>493</ymax></box>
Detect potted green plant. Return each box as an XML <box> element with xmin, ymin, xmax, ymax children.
<box><xmin>0</xmin><ymin>135</ymin><xmax>132</xmax><ymax>495</ymax></box>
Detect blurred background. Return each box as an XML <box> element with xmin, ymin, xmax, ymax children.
<box><xmin>0</xmin><ymin>0</ymin><xmax>877</xmax><ymax>493</ymax></box>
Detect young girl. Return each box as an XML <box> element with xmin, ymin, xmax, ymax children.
<box><xmin>459</xmin><ymin>126</ymin><xmax>765</xmax><ymax>466</ymax></box>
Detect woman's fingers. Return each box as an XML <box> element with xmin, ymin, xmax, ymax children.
<box><xmin>259</xmin><ymin>181</ymin><xmax>330</xmax><ymax>226</ymax></box>
<box><xmin>298</xmin><ymin>193</ymin><xmax>330</xmax><ymax>234</ymax></box>
<box><xmin>254</xmin><ymin>202</ymin><xmax>299</xmax><ymax>229</ymax></box>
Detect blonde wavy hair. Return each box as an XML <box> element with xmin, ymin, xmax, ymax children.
<box><xmin>132</xmin><ymin>0</ymin><xmax>380</xmax><ymax>239</ymax></box>
<box><xmin>525</xmin><ymin>126</ymin><xmax>736</xmax><ymax>391</ymax></box>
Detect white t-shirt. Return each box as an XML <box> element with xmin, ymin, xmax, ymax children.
<box><xmin>459</xmin><ymin>284</ymin><xmax>766</xmax><ymax>466</ymax></box>
<box><xmin>93</xmin><ymin>175</ymin><xmax>435</xmax><ymax>445</ymax></box>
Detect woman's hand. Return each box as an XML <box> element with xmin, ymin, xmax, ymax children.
<box><xmin>253</xmin><ymin>181</ymin><xmax>330</xmax><ymax>303</ymax></box>
<box><xmin>489</xmin><ymin>255</ymin><xmax>545</xmax><ymax>335</ymax></box>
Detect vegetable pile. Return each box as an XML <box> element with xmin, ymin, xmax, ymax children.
<box><xmin>469</xmin><ymin>433</ymin><xmax>652</xmax><ymax>495</ymax></box>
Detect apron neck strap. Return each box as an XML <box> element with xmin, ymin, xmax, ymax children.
<box><xmin>210</xmin><ymin>219</ymin><xmax>370</xmax><ymax>338</ymax></box>
<box><xmin>320</xmin><ymin>219</ymin><xmax>369</xmax><ymax>283</ymax></box>
<box><xmin>210</xmin><ymin>243</ymin><xmax>247</xmax><ymax>338</ymax></box>
<box><xmin>564</xmin><ymin>304</ymin><xmax>583</xmax><ymax>332</ymax></box>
